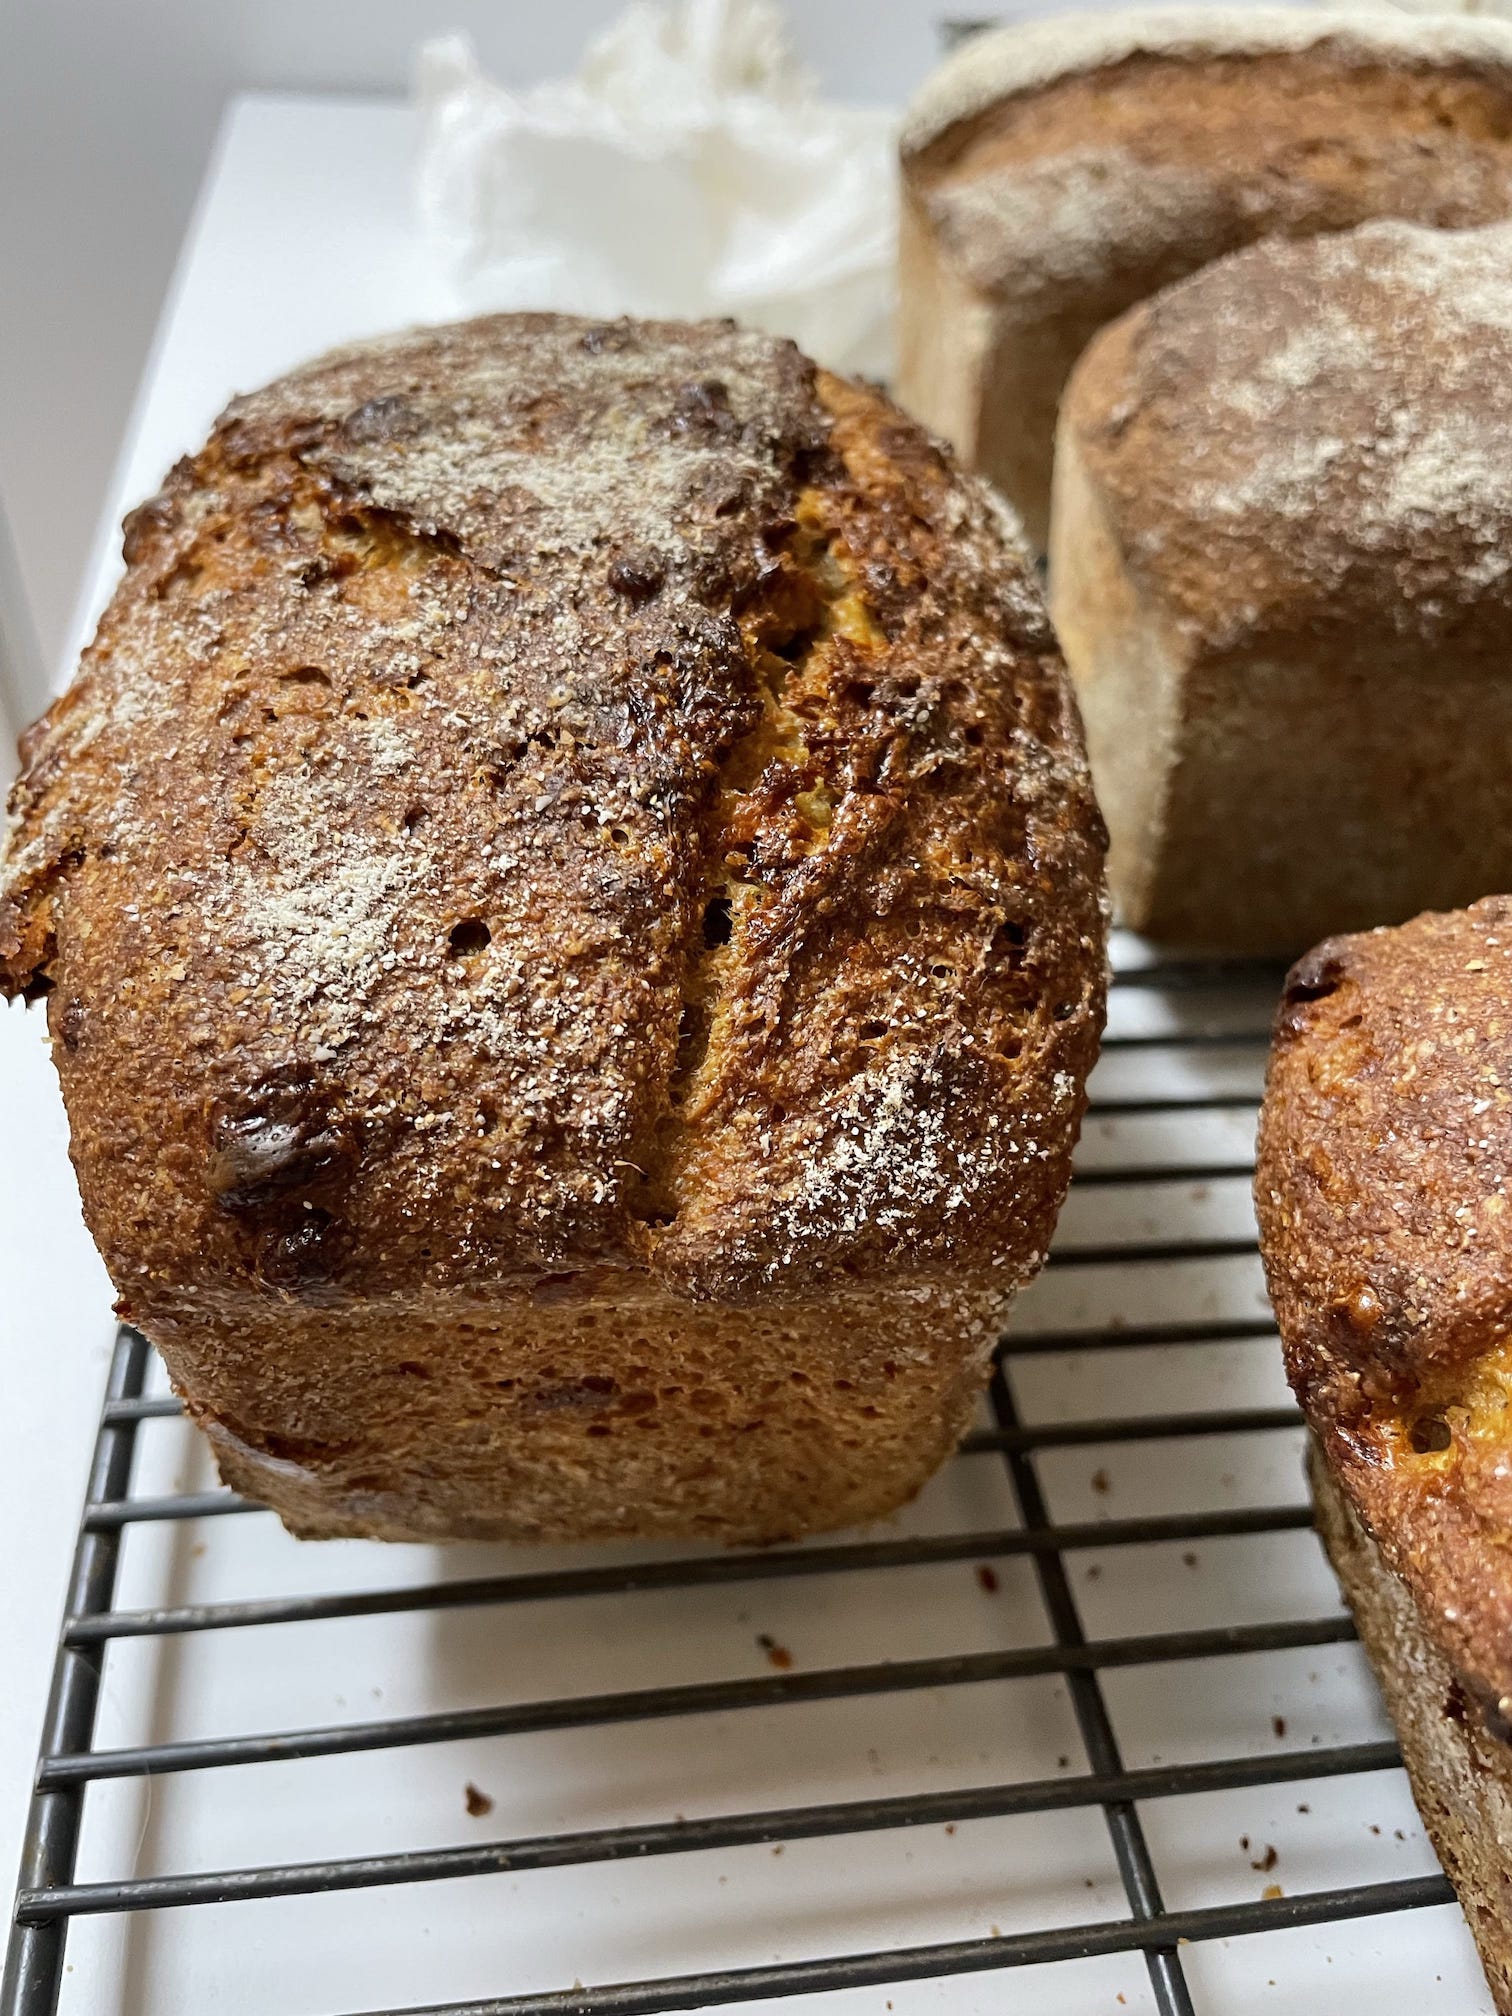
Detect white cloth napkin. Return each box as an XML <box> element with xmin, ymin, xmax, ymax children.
<box><xmin>414</xmin><ymin>0</ymin><xmax>898</xmax><ymax>378</ymax></box>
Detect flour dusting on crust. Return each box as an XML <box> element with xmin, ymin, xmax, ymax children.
<box><xmin>1074</xmin><ymin>221</ymin><xmax>1512</xmax><ymax>632</ymax></box>
<box><xmin>904</xmin><ymin>6</ymin><xmax>1512</xmax><ymax>155</ymax></box>
<box><xmin>0</xmin><ymin>313</ymin><xmax>1106</xmax><ymax>1313</ymax></box>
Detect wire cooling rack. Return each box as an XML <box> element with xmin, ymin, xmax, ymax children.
<box><xmin>2</xmin><ymin>943</ymin><xmax>1487</xmax><ymax>2016</ymax></box>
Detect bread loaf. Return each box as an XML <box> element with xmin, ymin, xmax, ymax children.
<box><xmin>1257</xmin><ymin>900</ymin><xmax>1512</xmax><ymax>2005</ymax></box>
<box><xmin>899</xmin><ymin>7</ymin><xmax>1512</xmax><ymax>549</ymax></box>
<box><xmin>1051</xmin><ymin>219</ymin><xmax>1512</xmax><ymax>955</ymax></box>
<box><xmin>0</xmin><ymin>314</ymin><xmax>1107</xmax><ymax>1544</ymax></box>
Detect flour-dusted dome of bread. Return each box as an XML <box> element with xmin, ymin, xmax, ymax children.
<box><xmin>0</xmin><ymin>315</ymin><xmax>1106</xmax><ymax>1544</ymax></box>
<box><xmin>1257</xmin><ymin>898</ymin><xmax>1512</xmax><ymax>1708</ymax></box>
<box><xmin>899</xmin><ymin>6</ymin><xmax>1512</xmax><ymax>548</ymax></box>
<box><xmin>1050</xmin><ymin>219</ymin><xmax>1512</xmax><ymax>955</ymax></box>
<box><xmin>1062</xmin><ymin>218</ymin><xmax>1512</xmax><ymax>636</ymax></box>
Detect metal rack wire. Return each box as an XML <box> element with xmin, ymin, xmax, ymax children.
<box><xmin>2</xmin><ymin>953</ymin><xmax>1461</xmax><ymax>2016</ymax></box>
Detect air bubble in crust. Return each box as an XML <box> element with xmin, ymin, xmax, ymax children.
<box><xmin>448</xmin><ymin>919</ymin><xmax>492</xmax><ymax>957</ymax></box>
<box><xmin>1409</xmin><ymin>1414</ymin><xmax>1452</xmax><ymax>1455</ymax></box>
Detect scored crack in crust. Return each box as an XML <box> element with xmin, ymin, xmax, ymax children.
<box><xmin>0</xmin><ymin>314</ymin><xmax>1106</xmax><ymax>1541</ymax></box>
<box><xmin>1257</xmin><ymin>896</ymin><xmax>1512</xmax><ymax>1711</ymax></box>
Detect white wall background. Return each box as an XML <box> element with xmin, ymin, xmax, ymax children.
<box><xmin>0</xmin><ymin>0</ymin><xmax>986</xmax><ymax>711</ymax></box>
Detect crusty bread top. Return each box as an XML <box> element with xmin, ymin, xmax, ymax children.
<box><xmin>1257</xmin><ymin>898</ymin><xmax>1512</xmax><ymax>1708</ymax></box>
<box><xmin>0</xmin><ymin>314</ymin><xmax>1106</xmax><ymax>1316</ymax></box>
<box><xmin>901</xmin><ymin>12</ymin><xmax>1512</xmax><ymax>315</ymax></box>
<box><xmin>903</xmin><ymin>7</ymin><xmax>1512</xmax><ymax>157</ymax></box>
<box><xmin>1061</xmin><ymin>220</ymin><xmax>1512</xmax><ymax>653</ymax></box>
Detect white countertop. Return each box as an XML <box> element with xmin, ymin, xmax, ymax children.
<box><xmin>0</xmin><ymin>88</ymin><xmax>1494</xmax><ymax>2016</ymax></box>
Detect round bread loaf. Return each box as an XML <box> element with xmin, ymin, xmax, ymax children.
<box><xmin>900</xmin><ymin>6</ymin><xmax>1512</xmax><ymax>548</ymax></box>
<box><xmin>1050</xmin><ymin>217</ymin><xmax>1512</xmax><ymax>954</ymax></box>
<box><xmin>0</xmin><ymin>313</ymin><xmax>1107</xmax><ymax>1543</ymax></box>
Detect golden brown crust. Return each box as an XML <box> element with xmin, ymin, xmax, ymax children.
<box><xmin>156</xmin><ymin>1280</ymin><xmax>1013</xmax><ymax>1546</ymax></box>
<box><xmin>898</xmin><ymin>8</ymin><xmax>1512</xmax><ymax>546</ymax></box>
<box><xmin>0</xmin><ymin>313</ymin><xmax>1106</xmax><ymax>1540</ymax></box>
<box><xmin>1257</xmin><ymin>898</ymin><xmax>1512</xmax><ymax>1706</ymax></box>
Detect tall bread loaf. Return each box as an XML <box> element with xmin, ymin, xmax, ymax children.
<box><xmin>0</xmin><ymin>314</ymin><xmax>1107</xmax><ymax>1544</ymax></box>
<box><xmin>1052</xmin><ymin>219</ymin><xmax>1512</xmax><ymax>955</ymax></box>
<box><xmin>900</xmin><ymin>6</ymin><xmax>1512</xmax><ymax>549</ymax></box>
